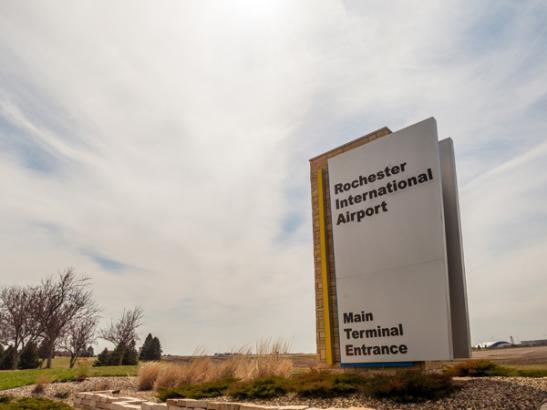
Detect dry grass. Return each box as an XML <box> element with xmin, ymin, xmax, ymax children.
<box><xmin>143</xmin><ymin>339</ymin><xmax>293</xmax><ymax>391</ymax></box>
<box><xmin>138</xmin><ymin>362</ymin><xmax>162</xmax><ymax>390</ymax></box>
<box><xmin>75</xmin><ymin>363</ymin><xmax>90</xmax><ymax>382</ymax></box>
<box><xmin>254</xmin><ymin>339</ymin><xmax>292</xmax><ymax>379</ymax></box>
<box><xmin>153</xmin><ymin>363</ymin><xmax>187</xmax><ymax>390</ymax></box>
<box><xmin>31</xmin><ymin>374</ymin><xmax>52</xmax><ymax>395</ymax></box>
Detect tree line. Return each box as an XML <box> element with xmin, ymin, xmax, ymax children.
<box><xmin>0</xmin><ymin>268</ymin><xmax>162</xmax><ymax>369</ymax></box>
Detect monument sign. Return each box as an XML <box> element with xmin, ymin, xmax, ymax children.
<box><xmin>310</xmin><ymin>118</ymin><xmax>470</xmax><ymax>367</ymax></box>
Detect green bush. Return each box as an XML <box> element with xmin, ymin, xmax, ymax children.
<box><xmin>157</xmin><ymin>378</ymin><xmax>235</xmax><ymax>401</ymax></box>
<box><xmin>94</xmin><ymin>342</ymin><xmax>138</xmax><ymax>367</ymax></box>
<box><xmin>446</xmin><ymin>360</ymin><xmax>547</xmax><ymax>378</ymax></box>
<box><xmin>0</xmin><ymin>397</ymin><xmax>72</xmax><ymax>410</ymax></box>
<box><xmin>0</xmin><ymin>346</ymin><xmax>16</xmax><ymax>370</ymax></box>
<box><xmin>365</xmin><ymin>371</ymin><xmax>454</xmax><ymax>403</ymax></box>
<box><xmin>446</xmin><ymin>360</ymin><xmax>509</xmax><ymax>377</ymax></box>
<box><xmin>290</xmin><ymin>370</ymin><xmax>363</xmax><ymax>398</ymax></box>
<box><xmin>227</xmin><ymin>376</ymin><xmax>288</xmax><ymax>400</ymax></box>
<box><xmin>158</xmin><ymin>370</ymin><xmax>455</xmax><ymax>403</ymax></box>
<box><xmin>94</xmin><ymin>348</ymin><xmax>111</xmax><ymax>367</ymax></box>
<box><xmin>18</xmin><ymin>343</ymin><xmax>40</xmax><ymax>370</ymax></box>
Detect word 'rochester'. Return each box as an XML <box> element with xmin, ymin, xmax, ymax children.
<box><xmin>333</xmin><ymin>162</ymin><xmax>434</xmax><ymax>226</ymax></box>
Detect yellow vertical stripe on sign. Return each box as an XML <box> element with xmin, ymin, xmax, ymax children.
<box><xmin>317</xmin><ymin>168</ymin><xmax>333</xmax><ymax>366</ymax></box>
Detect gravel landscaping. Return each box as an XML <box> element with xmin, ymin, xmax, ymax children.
<box><xmin>1</xmin><ymin>376</ymin><xmax>546</xmax><ymax>409</ymax></box>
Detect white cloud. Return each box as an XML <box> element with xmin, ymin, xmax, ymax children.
<box><xmin>0</xmin><ymin>0</ymin><xmax>546</xmax><ymax>352</ymax></box>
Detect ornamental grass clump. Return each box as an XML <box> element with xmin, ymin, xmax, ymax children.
<box><xmin>138</xmin><ymin>362</ymin><xmax>162</xmax><ymax>390</ymax></box>
<box><xmin>75</xmin><ymin>363</ymin><xmax>90</xmax><ymax>382</ymax></box>
<box><xmin>153</xmin><ymin>363</ymin><xmax>187</xmax><ymax>390</ymax></box>
<box><xmin>253</xmin><ymin>339</ymin><xmax>293</xmax><ymax>380</ymax></box>
<box><xmin>31</xmin><ymin>375</ymin><xmax>52</xmax><ymax>395</ymax></box>
<box><xmin>151</xmin><ymin>339</ymin><xmax>293</xmax><ymax>393</ymax></box>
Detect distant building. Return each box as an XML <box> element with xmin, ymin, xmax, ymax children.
<box><xmin>474</xmin><ymin>341</ymin><xmax>512</xmax><ymax>349</ymax></box>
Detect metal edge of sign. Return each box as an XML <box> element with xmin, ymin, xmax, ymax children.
<box><xmin>340</xmin><ymin>362</ymin><xmax>416</xmax><ymax>368</ymax></box>
<box><xmin>439</xmin><ymin>138</ymin><xmax>471</xmax><ymax>358</ymax></box>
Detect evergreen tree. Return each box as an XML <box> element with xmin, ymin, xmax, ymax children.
<box><xmin>18</xmin><ymin>342</ymin><xmax>40</xmax><ymax>369</ymax></box>
<box><xmin>94</xmin><ymin>341</ymin><xmax>139</xmax><ymax>366</ymax></box>
<box><xmin>150</xmin><ymin>337</ymin><xmax>162</xmax><ymax>361</ymax></box>
<box><xmin>139</xmin><ymin>333</ymin><xmax>153</xmax><ymax>361</ymax></box>
<box><xmin>0</xmin><ymin>346</ymin><xmax>17</xmax><ymax>370</ymax></box>
<box><xmin>0</xmin><ymin>344</ymin><xmax>4</xmax><ymax>359</ymax></box>
<box><xmin>122</xmin><ymin>340</ymin><xmax>138</xmax><ymax>365</ymax></box>
<box><xmin>94</xmin><ymin>348</ymin><xmax>111</xmax><ymax>367</ymax></box>
<box><xmin>85</xmin><ymin>346</ymin><xmax>94</xmax><ymax>357</ymax></box>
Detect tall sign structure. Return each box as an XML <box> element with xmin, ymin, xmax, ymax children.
<box><xmin>310</xmin><ymin>118</ymin><xmax>470</xmax><ymax>367</ymax></box>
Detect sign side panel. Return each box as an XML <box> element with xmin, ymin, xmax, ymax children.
<box><xmin>440</xmin><ymin>138</ymin><xmax>471</xmax><ymax>358</ymax></box>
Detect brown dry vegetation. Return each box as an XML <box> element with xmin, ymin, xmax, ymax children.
<box><xmin>139</xmin><ymin>340</ymin><xmax>293</xmax><ymax>391</ymax></box>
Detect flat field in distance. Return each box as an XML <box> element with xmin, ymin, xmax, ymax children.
<box><xmin>471</xmin><ymin>345</ymin><xmax>547</xmax><ymax>366</ymax></box>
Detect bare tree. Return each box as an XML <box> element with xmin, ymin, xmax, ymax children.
<box><xmin>0</xmin><ymin>286</ymin><xmax>41</xmax><ymax>369</ymax></box>
<box><xmin>60</xmin><ymin>311</ymin><xmax>99</xmax><ymax>368</ymax></box>
<box><xmin>35</xmin><ymin>268</ymin><xmax>96</xmax><ymax>368</ymax></box>
<box><xmin>99</xmin><ymin>306</ymin><xmax>143</xmax><ymax>365</ymax></box>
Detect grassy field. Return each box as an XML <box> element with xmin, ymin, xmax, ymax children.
<box><xmin>0</xmin><ymin>364</ymin><xmax>137</xmax><ymax>391</ymax></box>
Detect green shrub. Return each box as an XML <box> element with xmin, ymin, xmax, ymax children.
<box><xmin>121</xmin><ymin>341</ymin><xmax>139</xmax><ymax>366</ymax></box>
<box><xmin>446</xmin><ymin>360</ymin><xmax>547</xmax><ymax>378</ymax></box>
<box><xmin>290</xmin><ymin>370</ymin><xmax>363</xmax><ymax>398</ymax></box>
<box><xmin>0</xmin><ymin>397</ymin><xmax>72</xmax><ymax>409</ymax></box>
<box><xmin>0</xmin><ymin>346</ymin><xmax>16</xmax><ymax>370</ymax></box>
<box><xmin>157</xmin><ymin>378</ymin><xmax>235</xmax><ymax>401</ymax></box>
<box><xmin>446</xmin><ymin>360</ymin><xmax>510</xmax><ymax>377</ymax></box>
<box><xmin>94</xmin><ymin>348</ymin><xmax>112</xmax><ymax>367</ymax></box>
<box><xmin>18</xmin><ymin>343</ymin><xmax>41</xmax><ymax>370</ymax></box>
<box><xmin>365</xmin><ymin>371</ymin><xmax>454</xmax><ymax>403</ymax></box>
<box><xmin>158</xmin><ymin>369</ymin><xmax>455</xmax><ymax>403</ymax></box>
<box><xmin>94</xmin><ymin>342</ymin><xmax>138</xmax><ymax>367</ymax></box>
<box><xmin>227</xmin><ymin>376</ymin><xmax>288</xmax><ymax>400</ymax></box>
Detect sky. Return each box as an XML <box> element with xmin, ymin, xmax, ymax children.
<box><xmin>0</xmin><ymin>0</ymin><xmax>546</xmax><ymax>354</ymax></box>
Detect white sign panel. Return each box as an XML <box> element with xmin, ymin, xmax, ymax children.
<box><xmin>327</xmin><ymin>118</ymin><xmax>453</xmax><ymax>365</ymax></box>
